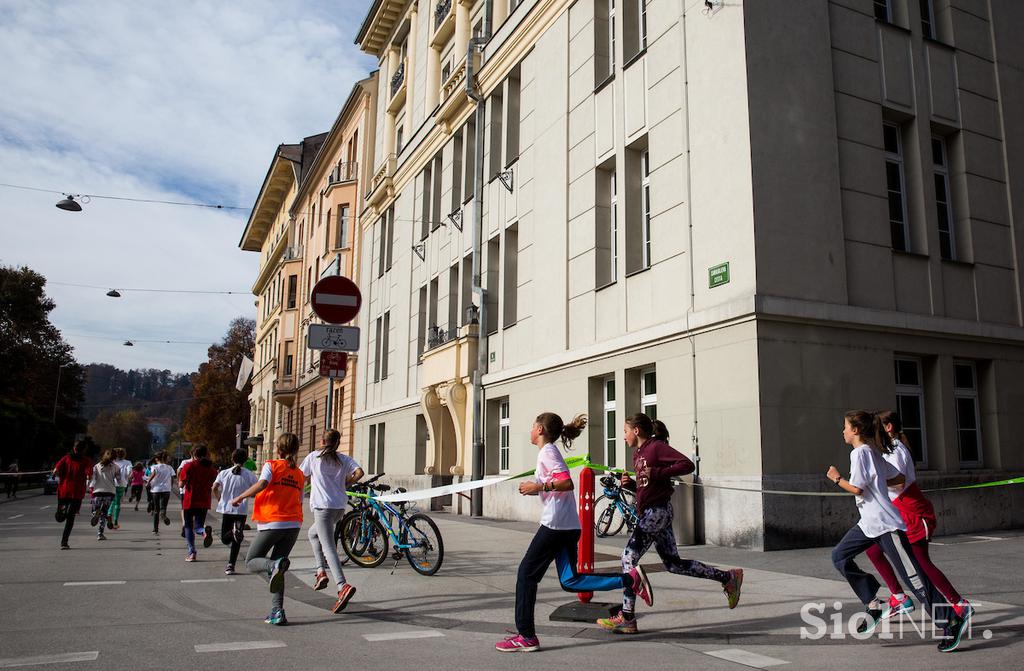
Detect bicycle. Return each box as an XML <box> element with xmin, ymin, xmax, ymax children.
<box><xmin>594</xmin><ymin>474</ymin><xmax>638</xmax><ymax>537</ymax></box>
<box><xmin>339</xmin><ymin>474</ymin><xmax>444</xmax><ymax>576</ymax></box>
<box><xmin>333</xmin><ymin>473</ymin><xmax>384</xmax><ymax>565</ymax></box>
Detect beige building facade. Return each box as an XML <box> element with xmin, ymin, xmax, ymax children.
<box><xmin>352</xmin><ymin>0</ymin><xmax>1024</xmax><ymax>549</ymax></box>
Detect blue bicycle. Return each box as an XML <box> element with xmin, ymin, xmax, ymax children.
<box><xmin>339</xmin><ymin>474</ymin><xmax>444</xmax><ymax>576</ymax></box>
<box><xmin>595</xmin><ymin>474</ymin><xmax>638</xmax><ymax>537</ymax></box>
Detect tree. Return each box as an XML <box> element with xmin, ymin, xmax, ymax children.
<box><xmin>182</xmin><ymin>317</ymin><xmax>254</xmax><ymax>463</ymax></box>
<box><xmin>0</xmin><ymin>266</ymin><xmax>85</xmax><ymax>468</ymax></box>
<box><xmin>88</xmin><ymin>410</ymin><xmax>153</xmax><ymax>461</ymax></box>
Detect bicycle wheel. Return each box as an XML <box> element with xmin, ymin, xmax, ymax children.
<box><xmin>334</xmin><ymin>516</ymin><xmax>353</xmax><ymax>565</ymax></box>
<box><xmin>594</xmin><ymin>495</ymin><xmax>626</xmax><ymax>537</ymax></box>
<box><xmin>340</xmin><ymin>510</ymin><xmax>389</xmax><ymax>568</ymax></box>
<box><xmin>402</xmin><ymin>513</ymin><xmax>444</xmax><ymax>576</ymax></box>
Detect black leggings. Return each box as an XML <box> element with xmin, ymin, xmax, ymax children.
<box><xmin>152</xmin><ymin>492</ymin><xmax>170</xmax><ymax>531</ymax></box>
<box><xmin>58</xmin><ymin>498</ymin><xmax>82</xmax><ymax>545</ymax></box>
<box><xmin>220</xmin><ymin>514</ymin><xmax>246</xmax><ymax>565</ymax></box>
<box><xmin>129</xmin><ymin>485</ymin><xmax>143</xmax><ymax>503</ymax></box>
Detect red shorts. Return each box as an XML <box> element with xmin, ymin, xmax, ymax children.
<box><xmin>893</xmin><ymin>483</ymin><xmax>937</xmax><ymax>544</ymax></box>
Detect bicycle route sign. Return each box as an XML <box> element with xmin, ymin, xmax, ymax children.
<box><xmin>319</xmin><ymin>351</ymin><xmax>348</xmax><ymax>378</ymax></box>
<box><xmin>308</xmin><ymin>324</ymin><xmax>360</xmax><ymax>352</ymax></box>
<box><xmin>310</xmin><ymin>275</ymin><xmax>362</xmax><ymax>325</ymax></box>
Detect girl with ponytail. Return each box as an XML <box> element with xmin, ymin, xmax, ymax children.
<box><xmin>827</xmin><ymin>410</ymin><xmax>959</xmax><ymax>650</ymax></box>
<box><xmin>496</xmin><ymin>412</ymin><xmax>650</xmax><ymax>653</ymax></box>
<box><xmin>213</xmin><ymin>448</ymin><xmax>258</xmax><ymax>575</ymax></box>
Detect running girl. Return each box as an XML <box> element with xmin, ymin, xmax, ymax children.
<box><xmin>864</xmin><ymin>409</ymin><xmax>974</xmax><ymax>651</ymax></box>
<box><xmin>213</xmin><ymin>449</ymin><xmax>259</xmax><ymax>575</ymax></box>
<box><xmin>89</xmin><ymin>450</ymin><xmax>121</xmax><ymax>541</ymax></box>
<box><xmin>496</xmin><ymin>413</ymin><xmax>653</xmax><ymax>653</ymax></box>
<box><xmin>107</xmin><ymin>448</ymin><xmax>133</xmax><ymax>529</ymax></box>
<box><xmin>301</xmin><ymin>428</ymin><xmax>363</xmax><ymax>613</ymax></box>
<box><xmin>598</xmin><ymin>415</ymin><xmax>742</xmax><ymax>634</ymax></box>
<box><xmin>827</xmin><ymin>410</ymin><xmax>956</xmax><ymax>648</ymax></box>
<box><xmin>147</xmin><ymin>452</ymin><xmax>175</xmax><ymax>534</ymax></box>
<box><xmin>179</xmin><ymin>445</ymin><xmax>218</xmax><ymax>562</ymax></box>
<box><xmin>129</xmin><ymin>462</ymin><xmax>145</xmax><ymax>511</ymax></box>
<box><xmin>231</xmin><ymin>433</ymin><xmax>304</xmax><ymax>626</ymax></box>
<box><xmin>53</xmin><ymin>440</ymin><xmax>93</xmax><ymax>550</ymax></box>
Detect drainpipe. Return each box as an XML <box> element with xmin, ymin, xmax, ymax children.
<box><xmin>466</xmin><ymin>0</ymin><xmax>493</xmax><ymax>517</ymax></box>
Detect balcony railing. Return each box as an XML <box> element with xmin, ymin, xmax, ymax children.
<box><xmin>390</xmin><ymin>60</ymin><xmax>406</xmax><ymax>98</ymax></box>
<box><xmin>329</xmin><ymin>161</ymin><xmax>358</xmax><ymax>185</ymax></box>
<box><xmin>426</xmin><ymin>325</ymin><xmax>457</xmax><ymax>351</ymax></box>
<box><xmin>282</xmin><ymin>245</ymin><xmax>303</xmax><ymax>261</ymax></box>
<box><xmin>434</xmin><ymin>0</ymin><xmax>452</xmax><ymax>30</ymax></box>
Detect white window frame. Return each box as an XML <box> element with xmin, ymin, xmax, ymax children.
<box><xmin>894</xmin><ymin>356</ymin><xmax>928</xmax><ymax>467</ymax></box>
<box><xmin>338</xmin><ymin>204</ymin><xmax>350</xmax><ymax>249</ymax></box>
<box><xmin>641</xmin><ymin>150</ymin><xmax>652</xmax><ymax>269</ymax></box>
<box><xmin>610</xmin><ymin>171</ymin><xmax>618</xmax><ymax>282</ymax></box>
<box><xmin>953</xmin><ymin>361</ymin><xmax>983</xmax><ymax>467</ymax></box>
<box><xmin>608</xmin><ymin>0</ymin><xmax>616</xmax><ymax>73</ymax></box>
<box><xmin>874</xmin><ymin>0</ymin><xmax>892</xmax><ymax>23</ymax></box>
<box><xmin>884</xmin><ymin>122</ymin><xmax>910</xmax><ymax>252</ymax></box>
<box><xmin>396</xmin><ymin>112</ymin><xmax>405</xmax><ymax>154</ymax></box>
<box><xmin>641</xmin><ymin>367</ymin><xmax>657</xmax><ymax>419</ymax></box>
<box><xmin>499</xmin><ymin>400</ymin><xmax>511</xmax><ymax>474</ymax></box>
<box><xmin>932</xmin><ymin>136</ymin><xmax>955</xmax><ymax>260</ymax></box>
<box><xmin>920</xmin><ymin>0</ymin><xmax>935</xmax><ymax>39</ymax></box>
<box><xmin>638</xmin><ymin>0</ymin><xmax>647</xmax><ymax>51</ymax></box>
<box><xmin>603</xmin><ymin>376</ymin><xmax>617</xmax><ymax>469</ymax></box>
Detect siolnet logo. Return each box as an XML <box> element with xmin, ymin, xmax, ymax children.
<box><xmin>799</xmin><ymin>601</ymin><xmax>991</xmax><ymax>641</ymax></box>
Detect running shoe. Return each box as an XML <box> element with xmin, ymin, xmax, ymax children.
<box><xmin>264</xmin><ymin>609</ymin><xmax>288</xmax><ymax>626</ymax></box>
<box><xmin>269</xmin><ymin>557</ymin><xmax>290</xmax><ymax>594</ymax></box>
<box><xmin>225</xmin><ymin>564</ymin><xmax>235</xmax><ymax>576</ymax></box>
<box><xmin>953</xmin><ymin>599</ymin><xmax>974</xmax><ymax>620</ymax></box>
<box><xmin>162</xmin><ymin>514</ymin><xmax>170</xmax><ymax>525</ymax></box>
<box><xmin>628</xmin><ymin>565</ymin><xmax>654</xmax><ymax>607</ymax></box>
<box><xmin>938</xmin><ymin>603</ymin><xmax>973</xmax><ymax>653</ymax></box>
<box><xmin>723</xmin><ymin>568</ymin><xmax>743</xmax><ymax>609</ymax></box>
<box><xmin>97</xmin><ymin>532</ymin><xmax>107</xmax><ymax>541</ymax></box>
<box><xmin>332</xmin><ymin>583</ymin><xmax>356</xmax><ymax>613</ymax></box>
<box><xmin>185</xmin><ymin>552</ymin><xmax>197</xmax><ymax>562</ymax></box>
<box><xmin>882</xmin><ymin>594</ymin><xmax>914</xmax><ymax>620</ymax></box>
<box><xmin>60</xmin><ymin>543</ymin><xmax>70</xmax><ymax>550</ymax></box>
<box><xmin>313</xmin><ymin>571</ymin><xmax>330</xmax><ymax>591</ymax></box>
<box><xmin>856</xmin><ymin>607</ymin><xmax>884</xmax><ymax>635</ymax></box>
<box><xmin>203</xmin><ymin>525</ymin><xmax>213</xmax><ymax>548</ymax></box>
<box><xmin>597</xmin><ymin>612</ymin><xmax>639</xmax><ymax>634</ymax></box>
<box><xmin>90</xmin><ymin>510</ymin><xmax>100</xmax><ymax>526</ymax></box>
<box><xmin>494</xmin><ymin>634</ymin><xmax>540</xmax><ymax>652</ymax></box>
<box><xmin>112</xmin><ymin>523</ymin><xmax>119</xmax><ymax>530</ymax></box>
<box><xmin>55</xmin><ymin>507</ymin><xmax>66</xmax><ymax>523</ymax></box>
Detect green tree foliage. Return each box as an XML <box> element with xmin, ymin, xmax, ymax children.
<box><xmin>88</xmin><ymin>409</ymin><xmax>154</xmax><ymax>461</ymax></box>
<box><xmin>82</xmin><ymin>364</ymin><xmax>193</xmax><ymax>423</ymax></box>
<box><xmin>182</xmin><ymin>317</ymin><xmax>254</xmax><ymax>463</ymax></box>
<box><xmin>0</xmin><ymin>266</ymin><xmax>84</xmax><ymax>468</ymax></box>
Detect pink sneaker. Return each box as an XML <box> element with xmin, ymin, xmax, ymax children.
<box><xmin>185</xmin><ymin>553</ymin><xmax>196</xmax><ymax>562</ymax></box>
<box><xmin>495</xmin><ymin>633</ymin><xmax>539</xmax><ymax>652</ymax></box>
<box><xmin>628</xmin><ymin>565</ymin><xmax>654</xmax><ymax>607</ymax></box>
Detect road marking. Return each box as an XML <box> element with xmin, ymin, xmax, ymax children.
<box><xmin>40</xmin><ymin>506</ymin><xmax>51</xmax><ymax>510</ymax></box>
<box><xmin>63</xmin><ymin>581</ymin><xmax>126</xmax><ymax>587</ymax></box>
<box><xmin>194</xmin><ymin>641</ymin><xmax>286</xmax><ymax>653</ymax></box>
<box><xmin>8</xmin><ymin>514</ymin><xmax>24</xmax><ymax>519</ymax></box>
<box><xmin>181</xmin><ymin>578</ymin><xmax>235</xmax><ymax>583</ymax></box>
<box><xmin>363</xmin><ymin>631</ymin><xmax>445</xmax><ymax>642</ymax></box>
<box><xmin>704</xmin><ymin>649</ymin><xmax>788</xmax><ymax>669</ymax></box>
<box><xmin>0</xmin><ymin>651</ymin><xmax>100</xmax><ymax>667</ymax></box>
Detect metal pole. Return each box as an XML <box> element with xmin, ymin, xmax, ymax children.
<box><xmin>51</xmin><ymin>364</ymin><xmax>64</xmax><ymax>423</ymax></box>
<box><xmin>325</xmin><ymin>377</ymin><xmax>334</xmax><ymax>431</ymax></box>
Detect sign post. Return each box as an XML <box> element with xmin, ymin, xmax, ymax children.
<box><xmin>309</xmin><ymin>275</ymin><xmax>362</xmax><ymax>434</ymax></box>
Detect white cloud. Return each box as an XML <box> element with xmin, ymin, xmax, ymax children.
<box><xmin>0</xmin><ymin>0</ymin><xmax>377</xmax><ymax>372</ymax></box>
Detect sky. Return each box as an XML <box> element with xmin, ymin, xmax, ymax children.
<box><xmin>0</xmin><ymin>0</ymin><xmax>377</xmax><ymax>373</ymax></box>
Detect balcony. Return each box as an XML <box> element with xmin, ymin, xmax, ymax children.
<box><xmin>419</xmin><ymin>323</ymin><xmax>478</xmax><ymax>389</ymax></box>
<box><xmin>387</xmin><ymin>59</ymin><xmax>407</xmax><ymax>113</ymax></box>
<box><xmin>366</xmin><ymin>153</ymin><xmax>397</xmax><ymax>208</ymax></box>
<box><xmin>435</xmin><ymin>53</ymin><xmax>474</xmax><ymax>132</ymax></box>
<box><xmin>282</xmin><ymin>245</ymin><xmax>303</xmax><ymax>262</ymax></box>
<box><xmin>431</xmin><ymin>0</ymin><xmax>455</xmax><ymax>47</ymax></box>
<box><xmin>426</xmin><ymin>325</ymin><xmax>457</xmax><ymax>352</ymax></box>
<box><xmin>328</xmin><ymin>161</ymin><xmax>358</xmax><ymax>186</ymax></box>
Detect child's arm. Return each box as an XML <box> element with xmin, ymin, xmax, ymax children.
<box><xmin>825</xmin><ymin>465</ymin><xmax>862</xmax><ymax>495</ymax></box>
<box><xmin>230</xmin><ymin>479</ymin><xmax>268</xmax><ymax>507</ymax></box>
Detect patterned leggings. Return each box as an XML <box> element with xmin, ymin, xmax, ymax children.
<box><xmin>621</xmin><ymin>503</ymin><xmax>729</xmax><ymax>612</ymax></box>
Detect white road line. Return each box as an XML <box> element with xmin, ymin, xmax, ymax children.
<box><xmin>194</xmin><ymin>641</ymin><xmax>286</xmax><ymax>653</ymax></box>
<box><xmin>8</xmin><ymin>514</ymin><xmax>24</xmax><ymax>519</ymax></box>
<box><xmin>704</xmin><ymin>649</ymin><xmax>789</xmax><ymax>669</ymax></box>
<box><xmin>363</xmin><ymin>631</ymin><xmax>445</xmax><ymax>642</ymax></box>
<box><xmin>0</xmin><ymin>651</ymin><xmax>99</xmax><ymax>668</ymax></box>
<box><xmin>181</xmin><ymin>578</ymin><xmax>235</xmax><ymax>583</ymax></box>
<box><xmin>63</xmin><ymin>581</ymin><xmax>126</xmax><ymax>587</ymax></box>
<box><xmin>40</xmin><ymin>506</ymin><xmax>52</xmax><ymax>510</ymax></box>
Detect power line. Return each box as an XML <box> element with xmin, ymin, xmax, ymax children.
<box><xmin>50</xmin><ymin>281</ymin><xmax>250</xmax><ymax>295</ymax></box>
<box><xmin>66</xmin><ymin>332</ymin><xmax>218</xmax><ymax>345</ymax></box>
<box><xmin>80</xmin><ymin>390</ymin><xmax>243</xmax><ymax>409</ymax></box>
<box><xmin>0</xmin><ymin>182</ymin><xmax>247</xmax><ymax>211</ymax></box>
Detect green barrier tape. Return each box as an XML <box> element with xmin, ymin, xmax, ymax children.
<box><xmin>923</xmin><ymin>476</ymin><xmax>1024</xmax><ymax>492</ymax></box>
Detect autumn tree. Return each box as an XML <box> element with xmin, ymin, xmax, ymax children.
<box><xmin>182</xmin><ymin>317</ymin><xmax>253</xmax><ymax>463</ymax></box>
<box><xmin>88</xmin><ymin>410</ymin><xmax>153</xmax><ymax>461</ymax></box>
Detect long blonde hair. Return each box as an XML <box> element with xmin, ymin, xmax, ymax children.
<box><xmin>276</xmin><ymin>433</ymin><xmax>300</xmax><ymax>468</ymax></box>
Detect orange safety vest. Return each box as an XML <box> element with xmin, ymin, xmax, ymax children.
<box><xmin>252</xmin><ymin>459</ymin><xmax>304</xmax><ymax>524</ymax></box>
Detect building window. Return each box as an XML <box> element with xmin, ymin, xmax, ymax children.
<box><xmin>421</xmin><ymin>165</ymin><xmax>432</xmax><ymax>240</ymax></box>
<box><xmin>375</xmin><ymin>423</ymin><xmax>386</xmax><ymax>473</ymax></box>
<box><xmin>486</xmin><ymin>234</ymin><xmax>500</xmax><ymax>335</ymax></box>
<box><xmin>377</xmin><ymin>213</ymin><xmax>386</xmax><ymax>278</ymax></box>
<box><xmin>324</xmin><ymin>210</ymin><xmax>331</xmax><ymax>254</ymax></box>
<box><xmin>641</xmin><ymin>149</ymin><xmax>651</xmax><ymax>269</ymax></box>
<box><xmin>932</xmin><ymin>137</ymin><xmax>955</xmax><ymax>260</ymax></box>
<box><xmin>639</xmin><ymin>0</ymin><xmax>647</xmax><ymax>50</ymax></box>
<box><xmin>505</xmin><ymin>66</ymin><xmax>521</xmax><ymax>165</ymax></box>
<box><xmin>451</xmin><ymin>130</ymin><xmax>464</xmax><ymax>210</ymax></box>
<box><xmin>954</xmin><ymin>362</ymin><xmax>982</xmax><ymax>466</ymax></box>
<box><xmin>337</xmin><ymin>204</ymin><xmax>350</xmax><ymax>249</ymax></box>
<box><xmin>448</xmin><ymin>264</ymin><xmax>460</xmax><ymax>335</ymax></box>
<box><xmin>488</xmin><ymin>88</ymin><xmax>504</xmax><ymax>179</ymax></box>
<box><xmin>373</xmin><ymin>316</ymin><xmax>382</xmax><ymax>382</ymax></box>
<box><xmin>417</xmin><ymin>285</ymin><xmax>427</xmax><ymax>358</ymax></box>
<box><xmin>874</xmin><ymin>0</ymin><xmax>891</xmax><ymax>22</ymax></box>
<box><xmin>503</xmin><ymin>223</ymin><xmax>518</xmax><ymax>327</ymax></box>
<box><xmin>623</xmin><ymin>0</ymin><xmax>646</xmax><ymax>59</ymax></box>
<box><xmin>287</xmin><ymin>275</ymin><xmax>296</xmax><ymax>309</ymax></box>
<box><xmin>499</xmin><ymin>400</ymin><xmax>511</xmax><ymax>473</ymax></box>
<box><xmin>894</xmin><ymin>357</ymin><xmax>927</xmax><ymax>465</ymax></box>
<box><xmin>385</xmin><ymin>206</ymin><xmax>394</xmax><ymax>270</ymax></box>
<box><xmin>884</xmin><ymin>123</ymin><xmax>910</xmax><ymax>252</ymax></box>
<box><xmin>597</xmin><ymin>164</ymin><xmax>618</xmax><ymax>287</ymax></box>
<box><xmin>368</xmin><ymin>424</ymin><xmax>377</xmax><ymax>472</ymax></box>
<box><xmin>604</xmin><ymin>376</ymin><xmax>617</xmax><ymax>469</ymax></box>
<box><xmin>641</xmin><ymin>368</ymin><xmax>657</xmax><ymax>419</ymax></box>
<box><xmin>396</xmin><ymin>113</ymin><xmax>405</xmax><ymax>154</ymax></box>
<box><xmin>594</xmin><ymin>0</ymin><xmax>613</xmax><ymax>84</ymax></box>
<box><xmin>309</xmin><ymin>424</ymin><xmax>316</xmax><ymax>451</ymax></box>
<box><xmin>919</xmin><ymin>0</ymin><xmax>934</xmax><ymax>38</ymax></box>
<box><xmin>431</xmin><ymin>154</ymin><xmax>443</xmax><ymax>232</ymax></box>
<box><xmin>609</xmin><ymin>0</ymin><xmax>616</xmax><ymax>73</ymax></box>
<box><xmin>381</xmin><ymin>310</ymin><xmax>391</xmax><ymax>380</ymax></box>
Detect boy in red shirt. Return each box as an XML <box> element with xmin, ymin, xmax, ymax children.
<box><xmin>53</xmin><ymin>441</ymin><xmax>93</xmax><ymax>550</ymax></box>
<box><xmin>178</xmin><ymin>445</ymin><xmax>218</xmax><ymax>561</ymax></box>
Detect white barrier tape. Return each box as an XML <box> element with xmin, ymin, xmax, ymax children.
<box><xmin>372</xmin><ymin>476</ymin><xmax>515</xmax><ymax>503</ymax></box>
<box><xmin>0</xmin><ymin>471</ymin><xmax>50</xmax><ymax>478</ymax></box>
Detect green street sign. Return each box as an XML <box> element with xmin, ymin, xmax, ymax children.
<box><xmin>709</xmin><ymin>262</ymin><xmax>730</xmax><ymax>288</ymax></box>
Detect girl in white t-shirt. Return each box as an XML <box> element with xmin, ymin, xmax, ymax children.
<box><xmin>826</xmin><ymin>410</ymin><xmax>955</xmax><ymax>645</ymax></box>
<box><xmin>496</xmin><ymin>412</ymin><xmax>652</xmax><ymax>654</ymax></box>
<box><xmin>213</xmin><ymin>448</ymin><xmax>259</xmax><ymax>575</ymax></box>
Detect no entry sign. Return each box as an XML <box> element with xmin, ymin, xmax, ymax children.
<box><xmin>310</xmin><ymin>275</ymin><xmax>362</xmax><ymax>324</ymax></box>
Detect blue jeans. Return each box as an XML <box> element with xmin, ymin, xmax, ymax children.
<box><xmin>183</xmin><ymin>508</ymin><xmax>208</xmax><ymax>554</ymax></box>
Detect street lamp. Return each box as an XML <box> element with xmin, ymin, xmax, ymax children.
<box><xmin>55</xmin><ymin>195</ymin><xmax>83</xmax><ymax>212</ymax></box>
<box><xmin>52</xmin><ymin>362</ymin><xmax>73</xmax><ymax>423</ymax></box>
<box><xmin>106</xmin><ymin>289</ymin><xmax>122</xmax><ymax>298</ymax></box>
<box><xmin>123</xmin><ymin>340</ymin><xmax>134</xmax><ymax>346</ymax></box>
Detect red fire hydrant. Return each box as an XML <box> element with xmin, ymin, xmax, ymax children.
<box><xmin>577</xmin><ymin>466</ymin><xmax>595</xmax><ymax>603</ymax></box>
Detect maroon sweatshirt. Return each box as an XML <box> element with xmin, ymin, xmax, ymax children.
<box><xmin>632</xmin><ymin>437</ymin><xmax>695</xmax><ymax>513</ymax></box>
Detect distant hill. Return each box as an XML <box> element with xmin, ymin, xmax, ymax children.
<box><xmin>81</xmin><ymin>364</ymin><xmax>194</xmax><ymax>424</ymax></box>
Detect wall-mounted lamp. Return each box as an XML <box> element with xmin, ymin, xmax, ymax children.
<box><xmin>412</xmin><ymin>243</ymin><xmax>426</xmax><ymax>261</ymax></box>
<box><xmin>448</xmin><ymin>210</ymin><xmax>463</xmax><ymax>232</ymax></box>
<box><xmin>498</xmin><ymin>169</ymin><xmax>514</xmax><ymax>194</ymax></box>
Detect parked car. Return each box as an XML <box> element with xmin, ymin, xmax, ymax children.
<box><xmin>43</xmin><ymin>474</ymin><xmax>59</xmax><ymax>495</ymax></box>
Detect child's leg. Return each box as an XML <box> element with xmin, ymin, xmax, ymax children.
<box><xmin>874</xmin><ymin>530</ymin><xmax>953</xmax><ymax>627</ymax></box>
<box><xmin>649</xmin><ymin>508</ymin><xmax>730</xmax><ymax>583</ymax></box>
<box><xmin>831</xmin><ymin>525</ymin><xmax>881</xmax><ymax>605</ymax></box>
<box><xmin>865</xmin><ymin>543</ymin><xmax>903</xmax><ymax>595</ymax></box>
<box><xmin>514</xmin><ymin>527</ymin><xmax>561</xmax><ymax>639</ymax></box>
<box><xmin>620</xmin><ymin>514</ymin><xmax>659</xmax><ymax>614</ymax></box>
<box><xmin>552</xmin><ymin>529</ymin><xmax>630</xmax><ymax>592</ymax></box>
<box><xmin>310</xmin><ymin>508</ymin><xmax>347</xmax><ymax>586</ymax></box>
<box><xmin>268</xmin><ymin>529</ymin><xmax>300</xmax><ymax>612</ymax></box>
<box><xmin>61</xmin><ymin>500</ymin><xmax>79</xmax><ymax>545</ymax></box>
<box><xmin>183</xmin><ymin>509</ymin><xmax>197</xmax><ymax>554</ymax></box>
<box><xmin>911</xmin><ymin>539</ymin><xmax>962</xmax><ymax>607</ymax></box>
<box><xmin>228</xmin><ymin>516</ymin><xmax>245</xmax><ymax>566</ymax></box>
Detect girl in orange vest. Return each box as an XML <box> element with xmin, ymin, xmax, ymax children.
<box><xmin>231</xmin><ymin>433</ymin><xmax>303</xmax><ymax>625</ymax></box>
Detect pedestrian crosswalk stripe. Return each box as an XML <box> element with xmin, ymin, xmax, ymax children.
<box><xmin>194</xmin><ymin>641</ymin><xmax>286</xmax><ymax>653</ymax></box>
<box><xmin>0</xmin><ymin>651</ymin><xmax>100</xmax><ymax>667</ymax></box>
<box><xmin>63</xmin><ymin>581</ymin><xmax>126</xmax><ymax>586</ymax></box>
<box><xmin>7</xmin><ymin>515</ymin><xmax>24</xmax><ymax>520</ymax></box>
<box><xmin>363</xmin><ymin>631</ymin><xmax>445</xmax><ymax>642</ymax></box>
<box><xmin>704</xmin><ymin>649</ymin><xmax>788</xmax><ymax>669</ymax></box>
<box><xmin>181</xmin><ymin>578</ymin><xmax>235</xmax><ymax>583</ymax></box>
